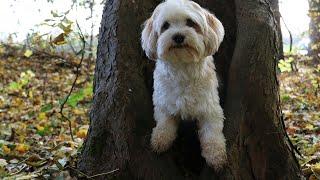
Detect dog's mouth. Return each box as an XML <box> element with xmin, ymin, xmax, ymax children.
<box><xmin>164</xmin><ymin>43</ymin><xmax>200</xmax><ymax>60</ymax></box>
<box><xmin>169</xmin><ymin>44</ymin><xmax>194</xmax><ymax>51</ymax></box>
<box><xmin>171</xmin><ymin>44</ymin><xmax>187</xmax><ymax>49</ymax></box>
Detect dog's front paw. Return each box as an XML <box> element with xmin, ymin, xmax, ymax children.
<box><xmin>200</xmin><ymin>135</ymin><xmax>227</xmax><ymax>171</ymax></box>
<box><xmin>151</xmin><ymin>123</ymin><xmax>177</xmax><ymax>153</ymax></box>
<box><xmin>202</xmin><ymin>146</ymin><xmax>227</xmax><ymax>171</ymax></box>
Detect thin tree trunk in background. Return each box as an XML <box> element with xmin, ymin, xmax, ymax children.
<box><xmin>88</xmin><ymin>0</ymin><xmax>95</xmax><ymax>61</ymax></box>
<box><xmin>308</xmin><ymin>0</ymin><xmax>320</xmax><ymax>62</ymax></box>
<box><xmin>78</xmin><ymin>0</ymin><xmax>302</xmax><ymax>179</ymax></box>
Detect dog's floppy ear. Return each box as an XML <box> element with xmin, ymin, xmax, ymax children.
<box><xmin>203</xmin><ymin>10</ymin><xmax>225</xmax><ymax>56</ymax></box>
<box><xmin>141</xmin><ymin>17</ymin><xmax>158</xmax><ymax>60</ymax></box>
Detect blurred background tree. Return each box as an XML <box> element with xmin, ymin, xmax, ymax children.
<box><xmin>308</xmin><ymin>0</ymin><xmax>320</xmax><ymax>62</ymax></box>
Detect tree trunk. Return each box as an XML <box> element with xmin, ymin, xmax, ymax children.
<box><xmin>78</xmin><ymin>0</ymin><xmax>302</xmax><ymax>179</ymax></box>
<box><xmin>270</xmin><ymin>0</ymin><xmax>283</xmax><ymax>60</ymax></box>
<box><xmin>308</xmin><ymin>0</ymin><xmax>320</xmax><ymax>62</ymax></box>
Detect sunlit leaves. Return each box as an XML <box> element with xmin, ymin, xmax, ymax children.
<box><xmin>51</xmin><ymin>22</ymin><xmax>73</xmax><ymax>46</ymax></box>
<box><xmin>60</xmin><ymin>83</ymin><xmax>92</xmax><ymax>108</ymax></box>
<box><xmin>58</xmin><ymin>23</ymin><xmax>73</xmax><ymax>35</ymax></box>
<box><xmin>24</xmin><ymin>50</ymin><xmax>33</xmax><ymax>58</ymax></box>
<box><xmin>7</xmin><ymin>70</ymin><xmax>35</xmax><ymax>92</ymax></box>
<box><xmin>278</xmin><ymin>57</ymin><xmax>294</xmax><ymax>72</ymax></box>
<box><xmin>44</xmin><ymin>11</ymin><xmax>75</xmax><ymax>46</ymax></box>
<box><xmin>14</xmin><ymin>144</ymin><xmax>29</xmax><ymax>154</ymax></box>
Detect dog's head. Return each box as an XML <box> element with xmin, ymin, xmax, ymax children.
<box><xmin>141</xmin><ymin>0</ymin><xmax>224</xmax><ymax>63</ymax></box>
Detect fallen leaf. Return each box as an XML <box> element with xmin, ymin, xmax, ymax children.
<box><xmin>15</xmin><ymin>144</ymin><xmax>29</xmax><ymax>154</ymax></box>
<box><xmin>38</xmin><ymin>112</ymin><xmax>47</xmax><ymax>121</ymax></box>
<box><xmin>305</xmin><ymin>124</ymin><xmax>314</xmax><ymax>130</ymax></box>
<box><xmin>76</xmin><ymin>129</ymin><xmax>87</xmax><ymax>139</ymax></box>
<box><xmin>36</xmin><ymin>125</ymin><xmax>45</xmax><ymax>131</ymax></box>
<box><xmin>0</xmin><ymin>159</ymin><xmax>8</xmax><ymax>167</ymax></box>
<box><xmin>2</xmin><ymin>145</ymin><xmax>11</xmax><ymax>154</ymax></box>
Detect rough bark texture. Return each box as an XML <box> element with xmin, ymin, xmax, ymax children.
<box><xmin>224</xmin><ymin>0</ymin><xmax>301</xmax><ymax>179</ymax></box>
<box><xmin>78</xmin><ymin>0</ymin><xmax>302</xmax><ymax>179</ymax></box>
<box><xmin>270</xmin><ymin>0</ymin><xmax>283</xmax><ymax>60</ymax></box>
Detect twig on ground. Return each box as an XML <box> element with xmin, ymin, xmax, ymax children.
<box><xmin>88</xmin><ymin>169</ymin><xmax>119</xmax><ymax>178</ymax></box>
<box><xmin>67</xmin><ymin>166</ymin><xmax>94</xmax><ymax>179</ymax></box>
<box><xmin>67</xmin><ymin>166</ymin><xmax>119</xmax><ymax>179</ymax></box>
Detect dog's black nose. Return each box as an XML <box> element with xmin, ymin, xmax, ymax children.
<box><xmin>172</xmin><ymin>34</ymin><xmax>185</xmax><ymax>44</ymax></box>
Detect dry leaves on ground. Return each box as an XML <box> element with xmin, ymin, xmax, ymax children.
<box><xmin>0</xmin><ymin>56</ymin><xmax>94</xmax><ymax>179</ymax></box>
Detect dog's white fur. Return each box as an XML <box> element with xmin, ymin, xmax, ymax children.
<box><xmin>141</xmin><ymin>0</ymin><xmax>227</xmax><ymax>170</ymax></box>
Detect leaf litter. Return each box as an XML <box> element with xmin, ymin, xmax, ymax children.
<box><xmin>278</xmin><ymin>55</ymin><xmax>320</xmax><ymax>178</ymax></box>
<box><xmin>0</xmin><ymin>52</ymin><xmax>319</xmax><ymax>178</ymax></box>
<box><xmin>0</xmin><ymin>55</ymin><xmax>94</xmax><ymax>179</ymax></box>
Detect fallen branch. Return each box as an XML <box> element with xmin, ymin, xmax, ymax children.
<box><xmin>59</xmin><ymin>21</ymin><xmax>86</xmax><ymax>142</ymax></box>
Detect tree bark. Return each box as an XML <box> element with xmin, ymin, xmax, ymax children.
<box><xmin>270</xmin><ymin>0</ymin><xmax>283</xmax><ymax>60</ymax></box>
<box><xmin>78</xmin><ymin>0</ymin><xmax>302</xmax><ymax>179</ymax></box>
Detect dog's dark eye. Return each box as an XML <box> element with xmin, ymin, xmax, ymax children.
<box><xmin>186</xmin><ymin>18</ymin><xmax>197</xmax><ymax>28</ymax></box>
<box><xmin>161</xmin><ymin>21</ymin><xmax>170</xmax><ymax>32</ymax></box>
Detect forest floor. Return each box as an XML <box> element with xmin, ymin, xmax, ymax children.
<box><xmin>0</xmin><ymin>53</ymin><xmax>319</xmax><ymax>179</ymax></box>
<box><xmin>278</xmin><ymin>55</ymin><xmax>320</xmax><ymax>179</ymax></box>
<box><xmin>0</xmin><ymin>54</ymin><xmax>94</xmax><ymax>179</ymax></box>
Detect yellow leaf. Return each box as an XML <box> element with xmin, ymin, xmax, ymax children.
<box><xmin>73</xmin><ymin>109</ymin><xmax>83</xmax><ymax>115</ymax></box>
<box><xmin>15</xmin><ymin>144</ymin><xmax>29</xmax><ymax>154</ymax></box>
<box><xmin>12</xmin><ymin>97</ymin><xmax>24</xmax><ymax>107</ymax></box>
<box><xmin>63</xmin><ymin>24</ymin><xmax>72</xmax><ymax>35</ymax></box>
<box><xmin>76</xmin><ymin>129</ymin><xmax>88</xmax><ymax>139</ymax></box>
<box><xmin>305</xmin><ymin>124</ymin><xmax>314</xmax><ymax>130</ymax></box>
<box><xmin>28</xmin><ymin>91</ymin><xmax>33</xmax><ymax>98</ymax></box>
<box><xmin>312</xmin><ymin>163</ymin><xmax>320</xmax><ymax>171</ymax></box>
<box><xmin>26</xmin><ymin>70</ymin><xmax>35</xmax><ymax>77</ymax></box>
<box><xmin>0</xmin><ymin>46</ymin><xmax>5</xmax><ymax>55</ymax></box>
<box><xmin>51</xmin><ymin>33</ymin><xmax>66</xmax><ymax>45</ymax></box>
<box><xmin>52</xmin><ymin>75</ymin><xmax>60</xmax><ymax>81</ymax></box>
<box><xmin>36</xmin><ymin>125</ymin><xmax>45</xmax><ymax>131</ymax></box>
<box><xmin>38</xmin><ymin>112</ymin><xmax>47</xmax><ymax>121</ymax></box>
<box><xmin>18</xmin><ymin>136</ymin><xmax>25</xmax><ymax>143</ymax></box>
<box><xmin>24</xmin><ymin>50</ymin><xmax>33</xmax><ymax>58</ymax></box>
<box><xmin>2</xmin><ymin>145</ymin><xmax>11</xmax><ymax>154</ymax></box>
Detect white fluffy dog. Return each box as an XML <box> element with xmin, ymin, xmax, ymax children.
<box><xmin>141</xmin><ymin>0</ymin><xmax>227</xmax><ymax>170</ymax></box>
